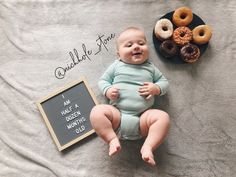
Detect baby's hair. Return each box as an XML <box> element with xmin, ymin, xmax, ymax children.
<box><xmin>116</xmin><ymin>27</ymin><xmax>146</xmax><ymax>49</ymax></box>
<box><xmin>120</xmin><ymin>26</ymin><xmax>144</xmax><ymax>34</ymax></box>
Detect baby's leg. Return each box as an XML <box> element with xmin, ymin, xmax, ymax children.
<box><xmin>139</xmin><ymin>109</ymin><xmax>170</xmax><ymax>166</ymax></box>
<box><xmin>90</xmin><ymin>104</ymin><xmax>121</xmax><ymax>156</ymax></box>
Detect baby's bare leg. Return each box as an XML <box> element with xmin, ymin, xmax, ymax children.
<box><xmin>140</xmin><ymin>109</ymin><xmax>170</xmax><ymax>166</ymax></box>
<box><xmin>90</xmin><ymin>104</ymin><xmax>121</xmax><ymax>156</ymax></box>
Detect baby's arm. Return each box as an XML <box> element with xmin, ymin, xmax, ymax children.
<box><xmin>139</xmin><ymin>63</ymin><xmax>169</xmax><ymax>99</ymax></box>
<box><xmin>98</xmin><ymin>61</ymin><xmax>119</xmax><ymax>100</ymax></box>
<box><xmin>152</xmin><ymin>65</ymin><xmax>169</xmax><ymax>96</ymax></box>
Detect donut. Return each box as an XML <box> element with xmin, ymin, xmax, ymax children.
<box><xmin>172</xmin><ymin>7</ymin><xmax>193</xmax><ymax>27</ymax></box>
<box><xmin>172</xmin><ymin>27</ymin><xmax>192</xmax><ymax>46</ymax></box>
<box><xmin>193</xmin><ymin>25</ymin><xmax>212</xmax><ymax>45</ymax></box>
<box><xmin>180</xmin><ymin>43</ymin><xmax>200</xmax><ymax>63</ymax></box>
<box><xmin>159</xmin><ymin>40</ymin><xmax>178</xmax><ymax>58</ymax></box>
<box><xmin>155</xmin><ymin>18</ymin><xmax>173</xmax><ymax>40</ymax></box>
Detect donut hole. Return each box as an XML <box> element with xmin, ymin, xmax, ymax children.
<box><xmin>162</xmin><ymin>26</ymin><xmax>168</xmax><ymax>31</ymax></box>
<box><xmin>167</xmin><ymin>44</ymin><xmax>173</xmax><ymax>50</ymax></box>
<box><xmin>186</xmin><ymin>47</ymin><xmax>194</xmax><ymax>54</ymax></box>
<box><xmin>199</xmin><ymin>30</ymin><xmax>205</xmax><ymax>36</ymax></box>
<box><xmin>180</xmin><ymin>13</ymin><xmax>187</xmax><ymax>19</ymax></box>
<box><xmin>180</xmin><ymin>32</ymin><xmax>186</xmax><ymax>37</ymax></box>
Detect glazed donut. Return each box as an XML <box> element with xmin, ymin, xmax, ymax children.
<box><xmin>172</xmin><ymin>27</ymin><xmax>192</xmax><ymax>46</ymax></box>
<box><xmin>155</xmin><ymin>18</ymin><xmax>173</xmax><ymax>40</ymax></box>
<box><xmin>159</xmin><ymin>40</ymin><xmax>178</xmax><ymax>58</ymax></box>
<box><xmin>193</xmin><ymin>25</ymin><xmax>212</xmax><ymax>45</ymax></box>
<box><xmin>180</xmin><ymin>43</ymin><xmax>200</xmax><ymax>63</ymax></box>
<box><xmin>172</xmin><ymin>7</ymin><xmax>193</xmax><ymax>27</ymax></box>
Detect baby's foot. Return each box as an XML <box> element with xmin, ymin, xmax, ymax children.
<box><xmin>140</xmin><ymin>145</ymin><xmax>156</xmax><ymax>166</ymax></box>
<box><xmin>109</xmin><ymin>137</ymin><xmax>121</xmax><ymax>156</ymax></box>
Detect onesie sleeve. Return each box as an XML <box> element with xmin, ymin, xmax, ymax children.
<box><xmin>152</xmin><ymin>64</ymin><xmax>169</xmax><ymax>96</ymax></box>
<box><xmin>98</xmin><ymin>61</ymin><xmax>117</xmax><ymax>96</ymax></box>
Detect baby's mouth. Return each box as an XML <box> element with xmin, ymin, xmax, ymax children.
<box><xmin>132</xmin><ymin>51</ymin><xmax>143</xmax><ymax>56</ymax></box>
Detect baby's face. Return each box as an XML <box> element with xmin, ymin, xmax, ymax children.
<box><xmin>117</xmin><ymin>29</ymin><xmax>149</xmax><ymax>65</ymax></box>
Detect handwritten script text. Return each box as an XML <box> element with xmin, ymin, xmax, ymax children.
<box><xmin>54</xmin><ymin>33</ymin><xmax>115</xmax><ymax>79</ymax></box>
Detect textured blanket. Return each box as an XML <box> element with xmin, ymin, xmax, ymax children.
<box><xmin>1</xmin><ymin>0</ymin><xmax>236</xmax><ymax>177</ymax></box>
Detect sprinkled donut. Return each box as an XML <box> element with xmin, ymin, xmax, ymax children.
<box><xmin>172</xmin><ymin>7</ymin><xmax>193</xmax><ymax>27</ymax></box>
<box><xmin>172</xmin><ymin>27</ymin><xmax>193</xmax><ymax>46</ymax></box>
<box><xmin>180</xmin><ymin>43</ymin><xmax>200</xmax><ymax>63</ymax></box>
<box><xmin>193</xmin><ymin>25</ymin><xmax>212</xmax><ymax>45</ymax></box>
<box><xmin>155</xmin><ymin>18</ymin><xmax>173</xmax><ymax>40</ymax></box>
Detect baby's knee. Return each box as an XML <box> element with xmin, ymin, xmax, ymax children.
<box><xmin>90</xmin><ymin>104</ymin><xmax>113</xmax><ymax>120</ymax></box>
<box><xmin>160</xmin><ymin>111</ymin><xmax>170</xmax><ymax>127</ymax></box>
<box><xmin>152</xmin><ymin>110</ymin><xmax>170</xmax><ymax>126</ymax></box>
<box><xmin>90</xmin><ymin>104</ymin><xmax>106</xmax><ymax>118</ymax></box>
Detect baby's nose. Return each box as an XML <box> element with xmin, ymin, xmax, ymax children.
<box><xmin>133</xmin><ymin>44</ymin><xmax>140</xmax><ymax>50</ymax></box>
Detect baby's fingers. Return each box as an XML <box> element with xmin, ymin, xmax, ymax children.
<box><xmin>111</xmin><ymin>91</ymin><xmax>119</xmax><ymax>100</ymax></box>
<box><xmin>146</xmin><ymin>95</ymin><xmax>153</xmax><ymax>100</ymax></box>
<box><xmin>111</xmin><ymin>91</ymin><xmax>118</xmax><ymax>96</ymax></box>
<box><xmin>143</xmin><ymin>82</ymin><xmax>150</xmax><ymax>86</ymax></box>
<box><xmin>139</xmin><ymin>91</ymin><xmax>150</xmax><ymax>96</ymax></box>
<box><xmin>138</xmin><ymin>87</ymin><xmax>148</xmax><ymax>93</ymax></box>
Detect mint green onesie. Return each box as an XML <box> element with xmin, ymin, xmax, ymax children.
<box><xmin>98</xmin><ymin>60</ymin><xmax>169</xmax><ymax>140</ymax></box>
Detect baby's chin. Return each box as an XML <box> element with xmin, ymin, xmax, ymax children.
<box><xmin>130</xmin><ymin>57</ymin><xmax>148</xmax><ymax>64</ymax></box>
<box><xmin>120</xmin><ymin>56</ymin><xmax>148</xmax><ymax>65</ymax></box>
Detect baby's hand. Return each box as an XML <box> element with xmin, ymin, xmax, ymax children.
<box><xmin>138</xmin><ymin>82</ymin><xmax>161</xmax><ymax>99</ymax></box>
<box><xmin>106</xmin><ymin>87</ymin><xmax>119</xmax><ymax>101</ymax></box>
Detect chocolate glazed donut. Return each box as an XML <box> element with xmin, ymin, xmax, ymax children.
<box><xmin>159</xmin><ymin>40</ymin><xmax>179</xmax><ymax>58</ymax></box>
<box><xmin>180</xmin><ymin>43</ymin><xmax>200</xmax><ymax>63</ymax></box>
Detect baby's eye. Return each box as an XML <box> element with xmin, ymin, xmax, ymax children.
<box><xmin>126</xmin><ymin>43</ymin><xmax>132</xmax><ymax>47</ymax></box>
<box><xmin>139</xmin><ymin>41</ymin><xmax>145</xmax><ymax>45</ymax></box>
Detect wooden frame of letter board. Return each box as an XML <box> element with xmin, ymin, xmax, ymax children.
<box><xmin>37</xmin><ymin>77</ymin><xmax>98</xmax><ymax>151</ymax></box>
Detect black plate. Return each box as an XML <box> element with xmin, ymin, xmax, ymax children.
<box><xmin>153</xmin><ymin>11</ymin><xmax>208</xmax><ymax>64</ymax></box>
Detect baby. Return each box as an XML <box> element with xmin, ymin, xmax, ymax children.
<box><xmin>90</xmin><ymin>27</ymin><xmax>170</xmax><ymax>166</ymax></box>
